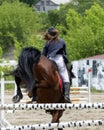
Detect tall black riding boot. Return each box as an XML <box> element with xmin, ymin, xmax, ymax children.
<box><xmin>63</xmin><ymin>82</ymin><xmax>71</xmax><ymax>103</ymax></box>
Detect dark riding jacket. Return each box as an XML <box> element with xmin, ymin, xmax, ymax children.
<box><xmin>42</xmin><ymin>38</ymin><xmax>68</xmax><ymax>64</ymax></box>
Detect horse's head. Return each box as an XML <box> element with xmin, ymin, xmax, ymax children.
<box><xmin>18</xmin><ymin>47</ymin><xmax>41</xmax><ymax>91</ymax></box>
<box><xmin>19</xmin><ymin>47</ymin><xmax>41</xmax><ymax>64</ymax></box>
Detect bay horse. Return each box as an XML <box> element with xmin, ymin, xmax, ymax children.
<box><xmin>10</xmin><ymin>61</ymin><xmax>75</xmax><ymax>104</ymax></box>
<box><xmin>10</xmin><ymin>46</ymin><xmax>67</xmax><ymax>130</ymax></box>
<box><xmin>5</xmin><ymin>47</ymin><xmax>75</xmax><ymax>130</ymax></box>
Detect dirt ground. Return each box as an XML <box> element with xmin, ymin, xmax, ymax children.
<box><xmin>3</xmin><ymin>90</ymin><xmax>104</xmax><ymax>130</ymax></box>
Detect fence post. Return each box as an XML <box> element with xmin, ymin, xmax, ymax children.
<box><xmin>0</xmin><ymin>73</ymin><xmax>5</xmax><ymax>120</ymax></box>
<box><xmin>88</xmin><ymin>68</ymin><xmax>92</xmax><ymax>103</ymax></box>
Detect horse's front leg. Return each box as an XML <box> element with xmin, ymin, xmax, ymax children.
<box><xmin>49</xmin><ymin>110</ymin><xmax>64</xmax><ymax>130</ymax></box>
<box><xmin>12</xmin><ymin>85</ymin><xmax>23</xmax><ymax>103</ymax></box>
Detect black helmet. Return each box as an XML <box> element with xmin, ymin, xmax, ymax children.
<box><xmin>48</xmin><ymin>27</ymin><xmax>57</xmax><ymax>36</ymax></box>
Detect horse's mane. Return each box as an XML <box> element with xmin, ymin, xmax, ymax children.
<box><xmin>18</xmin><ymin>47</ymin><xmax>41</xmax><ymax>90</ymax></box>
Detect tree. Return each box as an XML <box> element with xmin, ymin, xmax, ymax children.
<box><xmin>0</xmin><ymin>0</ymin><xmax>18</xmax><ymax>5</ymax></box>
<box><xmin>64</xmin><ymin>4</ymin><xmax>104</xmax><ymax>61</ymax></box>
<box><xmin>0</xmin><ymin>1</ymin><xmax>42</xmax><ymax>59</ymax></box>
<box><xmin>19</xmin><ymin>0</ymin><xmax>38</xmax><ymax>7</ymax></box>
<box><xmin>46</xmin><ymin>0</ymin><xmax>104</xmax><ymax>29</ymax></box>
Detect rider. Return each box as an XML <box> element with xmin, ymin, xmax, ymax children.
<box><xmin>42</xmin><ymin>27</ymin><xmax>71</xmax><ymax>103</ymax></box>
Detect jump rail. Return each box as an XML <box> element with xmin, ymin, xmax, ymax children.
<box><xmin>0</xmin><ymin>119</ymin><xmax>104</xmax><ymax>130</ymax></box>
<box><xmin>70</xmin><ymin>87</ymin><xmax>88</xmax><ymax>90</ymax></box>
<box><xmin>70</xmin><ymin>67</ymin><xmax>92</xmax><ymax>103</ymax></box>
<box><xmin>0</xmin><ymin>103</ymin><xmax>104</xmax><ymax>110</ymax></box>
<box><xmin>70</xmin><ymin>86</ymin><xmax>90</xmax><ymax>103</ymax></box>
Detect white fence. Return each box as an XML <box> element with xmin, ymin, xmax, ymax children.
<box><xmin>1</xmin><ymin>62</ymin><xmax>101</xmax><ymax>129</ymax></box>
<box><xmin>0</xmin><ymin>77</ymin><xmax>12</xmax><ymax>127</ymax></box>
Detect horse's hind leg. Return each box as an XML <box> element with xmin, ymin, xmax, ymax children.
<box><xmin>50</xmin><ymin>110</ymin><xmax>64</xmax><ymax>130</ymax></box>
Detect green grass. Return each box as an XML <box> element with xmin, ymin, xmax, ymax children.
<box><xmin>91</xmin><ymin>87</ymin><xmax>104</xmax><ymax>93</ymax></box>
<box><xmin>5</xmin><ymin>84</ymin><xmax>14</xmax><ymax>90</ymax></box>
<box><xmin>2</xmin><ymin>76</ymin><xmax>15</xmax><ymax>90</ymax></box>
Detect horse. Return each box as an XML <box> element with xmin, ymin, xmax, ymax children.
<box><xmin>10</xmin><ymin>62</ymin><xmax>75</xmax><ymax>104</ymax></box>
<box><xmin>7</xmin><ymin>47</ymin><xmax>67</xmax><ymax>130</ymax></box>
<box><xmin>5</xmin><ymin>47</ymin><xmax>75</xmax><ymax>130</ymax></box>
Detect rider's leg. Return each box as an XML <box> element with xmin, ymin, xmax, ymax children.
<box><xmin>63</xmin><ymin>82</ymin><xmax>71</xmax><ymax>103</ymax></box>
<box><xmin>49</xmin><ymin>55</ymin><xmax>71</xmax><ymax>103</ymax></box>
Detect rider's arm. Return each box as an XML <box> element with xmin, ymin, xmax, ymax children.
<box><xmin>41</xmin><ymin>43</ymin><xmax>48</xmax><ymax>56</ymax></box>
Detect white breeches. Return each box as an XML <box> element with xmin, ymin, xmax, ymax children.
<box><xmin>49</xmin><ymin>55</ymin><xmax>70</xmax><ymax>83</ymax></box>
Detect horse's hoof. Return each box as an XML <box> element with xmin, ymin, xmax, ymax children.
<box><xmin>12</xmin><ymin>95</ymin><xmax>21</xmax><ymax>103</ymax></box>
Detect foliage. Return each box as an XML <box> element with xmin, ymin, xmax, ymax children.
<box><xmin>0</xmin><ymin>0</ymin><xmax>104</xmax><ymax>62</ymax></box>
<box><xmin>19</xmin><ymin>0</ymin><xmax>38</xmax><ymax>7</ymax></box>
<box><xmin>0</xmin><ymin>0</ymin><xmax>17</xmax><ymax>5</ymax></box>
<box><xmin>57</xmin><ymin>3</ymin><xmax>104</xmax><ymax>61</ymax></box>
<box><xmin>0</xmin><ymin>47</ymin><xmax>3</xmax><ymax>58</ymax></box>
<box><xmin>46</xmin><ymin>0</ymin><xmax>104</xmax><ymax>28</ymax></box>
<box><xmin>69</xmin><ymin>0</ymin><xmax>104</xmax><ymax>14</ymax></box>
<box><xmin>38</xmin><ymin>12</ymin><xmax>50</xmax><ymax>30</ymax></box>
<box><xmin>0</xmin><ymin>63</ymin><xmax>15</xmax><ymax>90</ymax></box>
<box><xmin>0</xmin><ymin>0</ymin><xmax>38</xmax><ymax>6</ymax></box>
<box><xmin>0</xmin><ymin>1</ymin><xmax>42</xmax><ymax>59</ymax></box>
<box><xmin>47</xmin><ymin>10</ymin><xmax>60</xmax><ymax>27</ymax></box>
<box><xmin>91</xmin><ymin>87</ymin><xmax>104</xmax><ymax>93</ymax></box>
<box><xmin>0</xmin><ymin>65</ymin><xmax>14</xmax><ymax>77</ymax></box>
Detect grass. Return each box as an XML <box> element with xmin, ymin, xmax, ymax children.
<box><xmin>5</xmin><ymin>84</ymin><xmax>14</xmax><ymax>90</ymax></box>
<box><xmin>2</xmin><ymin>76</ymin><xmax>15</xmax><ymax>90</ymax></box>
<box><xmin>91</xmin><ymin>87</ymin><xmax>104</xmax><ymax>93</ymax></box>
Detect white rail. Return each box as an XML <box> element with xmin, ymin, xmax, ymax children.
<box><xmin>0</xmin><ymin>103</ymin><xmax>104</xmax><ymax>110</ymax></box>
<box><xmin>1</xmin><ymin>119</ymin><xmax>104</xmax><ymax>130</ymax></box>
